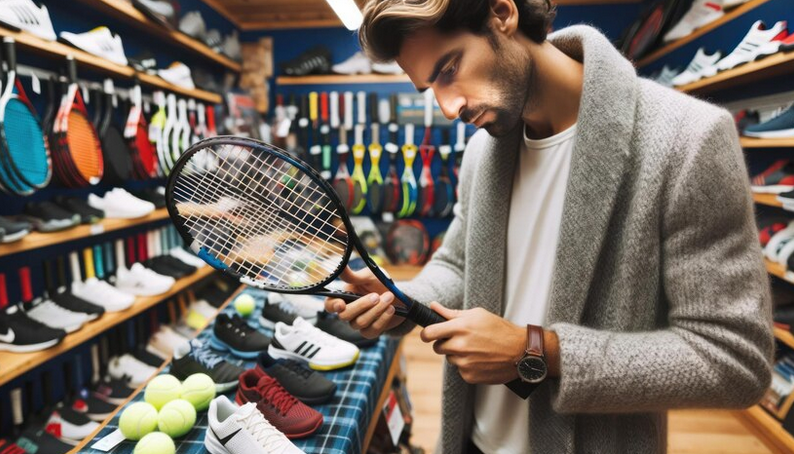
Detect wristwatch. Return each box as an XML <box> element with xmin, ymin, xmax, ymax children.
<box><xmin>516</xmin><ymin>324</ymin><xmax>547</xmax><ymax>384</ymax></box>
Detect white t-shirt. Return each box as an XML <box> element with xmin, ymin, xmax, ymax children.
<box><xmin>471</xmin><ymin>123</ymin><xmax>576</xmax><ymax>454</ymax></box>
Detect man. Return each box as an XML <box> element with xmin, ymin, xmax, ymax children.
<box><xmin>325</xmin><ymin>0</ymin><xmax>774</xmax><ymax>452</ymax></box>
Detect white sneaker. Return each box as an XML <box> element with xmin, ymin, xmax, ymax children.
<box><xmin>722</xmin><ymin>0</ymin><xmax>750</xmax><ymax>8</ymax></box>
<box><xmin>108</xmin><ymin>354</ymin><xmax>158</xmax><ymax>388</ymax></box>
<box><xmin>45</xmin><ymin>407</ymin><xmax>100</xmax><ymax>445</ymax></box>
<box><xmin>158</xmin><ymin>62</ymin><xmax>195</xmax><ymax>90</ymax></box>
<box><xmin>115</xmin><ymin>263</ymin><xmax>174</xmax><ymax>296</ymax></box>
<box><xmin>653</xmin><ymin>65</ymin><xmax>680</xmax><ymax>87</ymax></box>
<box><xmin>716</xmin><ymin>21</ymin><xmax>787</xmax><ymax>71</ymax></box>
<box><xmin>671</xmin><ymin>48</ymin><xmax>721</xmax><ymax>86</ymax></box>
<box><xmin>26</xmin><ymin>300</ymin><xmax>90</xmax><ymax>333</ymax></box>
<box><xmin>372</xmin><ymin>61</ymin><xmax>404</xmax><ymax>75</ymax></box>
<box><xmin>332</xmin><ymin>51</ymin><xmax>372</xmax><ymax>75</ymax></box>
<box><xmin>59</xmin><ymin>26</ymin><xmax>128</xmax><ymax>66</ymax></box>
<box><xmin>764</xmin><ymin>222</ymin><xmax>794</xmax><ymax>261</ymax></box>
<box><xmin>204</xmin><ymin>396</ymin><xmax>305</xmax><ymax>454</ymax></box>
<box><xmin>147</xmin><ymin>325</ymin><xmax>191</xmax><ymax>359</ymax></box>
<box><xmin>179</xmin><ymin>10</ymin><xmax>206</xmax><ymax>39</ymax></box>
<box><xmin>0</xmin><ymin>0</ymin><xmax>56</xmax><ymax>41</ymax></box>
<box><xmin>88</xmin><ymin>189</ymin><xmax>155</xmax><ymax>219</ymax></box>
<box><xmin>222</xmin><ymin>30</ymin><xmax>241</xmax><ymax>61</ymax></box>
<box><xmin>268</xmin><ymin>317</ymin><xmax>359</xmax><ymax>371</ymax></box>
<box><xmin>171</xmin><ymin>247</ymin><xmax>207</xmax><ymax>268</ymax></box>
<box><xmin>277</xmin><ymin>294</ymin><xmax>322</xmax><ymax>322</ymax></box>
<box><xmin>663</xmin><ymin>0</ymin><xmax>724</xmax><ymax>43</ymax></box>
<box><xmin>72</xmin><ymin>278</ymin><xmax>135</xmax><ymax>312</ymax></box>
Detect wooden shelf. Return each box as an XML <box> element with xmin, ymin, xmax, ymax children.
<box><xmin>276</xmin><ymin>74</ymin><xmax>411</xmax><ymax>85</ymax></box>
<box><xmin>775</xmin><ymin>326</ymin><xmax>794</xmax><ymax>350</ymax></box>
<box><xmin>0</xmin><ymin>266</ymin><xmax>216</xmax><ymax>387</ymax></box>
<box><xmin>74</xmin><ymin>0</ymin><xmax>241</xmax><ymax>73</ymax></box>
<box><xmin>0</xmin><ymin>26</ymin><xmax>222</xmax><ymax>103</ymax></box>
<box><xmin>384</xmin><ymin>265</ymin><xmax>423</xmax><ymax>281</ymax></box>
<box><xmin>733</xmin><ymin>406</ymin><xmax>794</xmax><ymax>454</ymax></box>
<box><xmin>0</xmin><ymin>209</ymin><xmax>170</xmax><ymax>258</ymax></box>
<box><xmin>742</xmin><ymin>137</ymin><xmax>794</xmax><ymax>148</ymax></box>
<box><xmin>754</xmin><ymin>192</ymin><xmax>784</xmax><ymax>208</ymax></box>
<box><xmin>677</xmin><ymin>51</ymin><xmax>794</xmax><ymax>95</ymax></box>
<box><xmin>635</xmin><ymin>0</ymin><xmax>772</xmax><ymax>68</ymax></box>
<box><xmin>767</xmin><ymin>258</ymin><xmax>787</xmax><ymax>280</ymax></box>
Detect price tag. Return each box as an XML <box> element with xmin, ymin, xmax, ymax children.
<box><xmin>31</xmin><ymin>73</ymin><xmax>41</xmax><ymax>95</ymax></box>
<box><xmin>383</xmin><ymin>391</ymin><xmax>404</xmax><ymax>446</ymax></box>
<box><xmin>91</xmin><ymin>429</ymin><xmax>126</xmax><ymax>452</ymax></box>
<box><xmin>90</xmin><ymin>224</ymin><xmax>105</xmax><ymax>235</ymax></box>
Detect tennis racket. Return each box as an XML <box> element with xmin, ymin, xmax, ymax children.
<box><xmin>0</xmin><ymin>38</ymin><xmax>50</xmax><ymax>192</ymax></box>
<box><xmin>165</xmin><ymin>135</ymin><xmax>445</xmax><ymax>327</ymax></box>
<box><xmin>206</xmin><ymin>104</ymin><xmax>217</xmax><ymax>137</ymax></box>
<box><xmin>319</xmin><ymin>92</ymin><xmax>332</xmax><ymax>179</ymax></box>
<box><xmin>124</xmin><ymin>84</ymin><xmax>156</xmax><ymax>179</ymax></box>
<box><xmin>417</xmin><ymin>90</ymin><xmax>436</xmax><ymax>217</ymax></box>
<box><xmin>296</xmin><ymin>95</ymin><xmax>310</xmax><ymax>159</ymax></box>
<box><xmin>332</xmin><ymin>93</ymin><xmax>353</xmax><ymax>210</ymax></box>
<box><xmin>382</xmin><ymin>94</ymin><xmax>401</xmax><ymax>215</ymax></box>
<box><xmin>161</xmin><ymin>93</ymin><xmax>177</xmax><ymax>174</ymax></box>
<box><xmin>386</xmin><ymin>220</ymin><xmax>430</xmax><ymax>266</ymax></box>
<box><xmin>98</xmin><ymin>79</ymin><xmax>132</xmax><ymax>184</ymax></box>
<box><xmin>149</xmin><ymin>91</ymin><xmax>167</xmax><ymax>177</ymax></box>
<box><xmin>434</xmin><ymin>129</ymin><xmax>455</xmax><ymax>218</ymax></box>
<box><xmin>350</xmin><ymin>123</ymin><xmax>368</xmax><ymax>214</ymax></box>
<box><xmin>307</xmin><ymin>92</ymin><xmax>322</xmax><ymax>175</ymax></box>
<box><xmin>399</xmin><ymin>123</ymin><xmax>418</xmax><ymax>217</ymax></box>
<box><xmin>367</xmin><ymin>93</ymin><xmax>384</xmax><ymax>215</ymax></box>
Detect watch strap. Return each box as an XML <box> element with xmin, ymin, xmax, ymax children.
<box><xmin>526</xmin><ymin>324</ymin><xmax>544</xmax><ymax>357</ymax></box>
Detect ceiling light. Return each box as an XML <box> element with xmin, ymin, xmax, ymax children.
<box><xmin>325</xmin><ymin>0</ymin><xmax>363</xmax><ymax>30</ymax></box>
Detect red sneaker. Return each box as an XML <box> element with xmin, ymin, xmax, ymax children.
<box><xmin>235</xmin><ymin>369</ymin><xmax>323</xmax><ymax>439</ymax></box>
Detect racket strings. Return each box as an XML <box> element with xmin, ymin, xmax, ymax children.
<box><xmin>66</xmin><ymin>112</ymin><xmax>102</xmax><ymax>182</ymax></box>
<box><xmin>173</xmin><ymin>144</ymin><xmax>350</xmax><ymax>289</ymax></box>
<box><xmin>3</xmin><ymin>100</ymin><xmax>49</xmax><ymax>187</ymax></box>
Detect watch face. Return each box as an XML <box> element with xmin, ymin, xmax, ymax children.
<box><xmin>518</xmin><ymin>356</ymin><xmax>547</xmax><ymax>383</ymax></box>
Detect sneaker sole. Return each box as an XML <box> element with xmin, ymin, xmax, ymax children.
<box><xmin>204</xmin><ymin>428</ymin><xmax>234</xmax><ymax>454</ymax></box>
<box><xmin>209</xmin><ymin>335</ymin><xmax>262</xmax><ymax>359</ymax></box>
<box><xmin>744</xmin><ymin>128</ymin><xmax>794</xmax><ymax>139</ymax></box>
<box><xmin>1</xmin><ymin>229</ymin><xmax>28</xmax><ymax>243</ymax></box>
<box><xmin>0</xmin><ymin>338</ymin><xmax>61</xmax><ymax>352</ymax></box>
<box><xmin>267</xmin><ymin>345</ymin><xmax>360</xmax><ymax>371</ymax></box>
<box><xmin>751</xmin><ymin>184</ymin><xmax>794</xmax><ymax>193</ymax></box>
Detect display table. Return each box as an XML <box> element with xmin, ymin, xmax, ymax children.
<box><xmin>76</xmin><ymin>287</ymin><xmax>403</xmax><ymax>454</ymax></box>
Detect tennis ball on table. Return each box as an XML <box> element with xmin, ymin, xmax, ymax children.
<box><xmin>234</xmin><ymin>294</ymin><xmax>256</xmax><ymax>317</ymax></box>
<box><xmin>134</xmin><ymin>432</ymin><xmax>175</xmax><ymax>454</ymax></box>
<box><xmin>180</xmin><ymin>373</ymin><xmax>216</xmax><ymax>411</ymax></box>
<box><xmin>119</xmin><ymin>402</ymin><xmax>158</xmax><ymax>441</ymax></box>
<box><xmin>158</xmin><ymin>399</ymin><xmax>197</xmax><ymax>438</ymax></box>
<box><xmin>144</xmin><ymin>374</ymin><xmax>182</xmax><ymax>410</ymax></box>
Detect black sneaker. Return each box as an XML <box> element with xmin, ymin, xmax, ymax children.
<box><xmin>210</xmin><ymin>313</ymin><xmax>271</xmax><ymax>359</ymax></box>
<box><xmin>134</xmin><ymin>346</ymin><xmax>166</xmax><ymax>368</ymax></box>
<box><xmin>258</xmin><ymin>295</ymin><xmax>299</xmax><ymax>329</ymax></box>
<box><xmin>132</xmin><ymin>188</ymin><xmax>166</xmax><ymax>208</ymax></box>
<box><xmin>50</xmin><ymin>291</ymin><xmax>104</xmax><ymax>320</ymax></box>
<box><xmin>0</xmin><ymin>216</ymin><xmax>30</xmax><ymax>243</ymax></box>
<box><xmin>46</xmin><ymin>405</ymin><xmax>99</xmax><ymax>445</ymax></box>
<box><xmin>171</xmin><ymin>339</ymin><xmax>245</xmax><ymax>392</ymax></box>
<box><xmin>200</xmin><ymin>285</ymin><xmax>233</xmax><ymax>308</ymax></box>
<box><xmin>74</xmin><ymin>391</ymin><xmax>118</xmax><ymax>422</ymax></box>
<box><xmin>16</xmin><ymin>427</ymin><xmax>72</xmax><ymax>454</ymax></box>
<box><xmin>0</xmin><ymin>305</ymin><xmax>66</xmax><ymax>352</ymax></box>
<box><xmin>91</xmin><ymin>377</ymin><xmax>134</xmax><ymax>405</ymax></box>
<box><xmin>23</xmin><ymin>201</ymin><xmax>79</xmax><ymax>232</ymax></box>
<box><xmin>281</xmin><ymin>46</ymin><xmax>331</xmax><ymax>76</ymax></box>
<box><xmin>132</xmin><ymin>0</ymin><xmax>178</xmax><ymax>29</ymax></box>
<box><xmin>53</xmin><ymin>196</ymin><xmax>104</xmax><ymax>224</ymax></box>
<box><xmin>256</xmin><ymin>351</ymin><xmax>336</xmax><ymax>405</ymax></box>
<box><xmin>315</xmin><ymin>311</ymin><xmax>379</xmax><ymax>348</ymax></box>
<box><xmin>129</xmin><ymin>50</ymin><xmax>158</xmax><ymax>74</ymax></box>
<box><xmin>144</xmin><ymin>255</ymin><xmax>195</xmax><ymax>279</ymax></box>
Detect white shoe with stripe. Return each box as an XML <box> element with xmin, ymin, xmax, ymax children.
<box><xmin>268</xmin><ymin>317</ymin><xmax>360</xmax><ymax>371</ymax></box>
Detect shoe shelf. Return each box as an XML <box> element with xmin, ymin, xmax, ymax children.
<box><xmin>677</xmin><ymin>51</ymin><xmax>794</xmax><ymax>95</ymax></box>
<box><xmin>635</xmin><ymin>0</ymin><xmax>772</xmax><ymax>68</ymax></box>
<box><xmin>0</xmin><ymin>25</ymin><xmax>222</xmax><ymax>104</ymax></box>
<box><xmin>276</xmin><ymin>74</ymin><xmax>412</xmax><ymax>85</ymax></box>
<box><xmin>754</xmin><ymin>192</ymin><xmax>784</xmax><ymax>208</ymax></box>
<box><xmin>774</xmin><ymin>325</ymin><xmax>794</xmax><ymax>350</ymax></box>
<box><xmin>383</xmin><ymin>265</ymin><xmax>423</xmax><ymax>281</ymax></box>
<box><xmin>733</xmin><ymin>406</ymin><xmax>794</xmax><ymax>454</ymax></box>
<box><xmin>766</xmin><ymin>258</ymin><xmax>787</xmax><ymax>281</ymax></box>
<box><xmin>0</xmin><ymin>208</ymin><xmax>170</xmax><ymax>259</ymax></box>
<box><xmin>73</xmin><ymin>0</ymin><xmax>242</xmax><ymax>73</ymax></box>
<box><xmin>742</xmin><ymin>137</ymin><xmax>794</xmax><ymax>148</ymax></box>
<box><xmin>0</xmin><ymin>266</ymin><xmax>216</xmax><ymax>388</ymax></box>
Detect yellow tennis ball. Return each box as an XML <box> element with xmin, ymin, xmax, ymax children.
<box><xmin>144</xmin><ymin>374</ymin><xmax>182</xmax><ymax>410</ymax></box>
<box><xmin>134</xmin><ymin>432</ymin><xmax>175</xmax><ymax>454</ymax></box>
<box><xmin>157</xmin><ymin>399</ymin><xmax>196</xmax><ymax>438</ymax></box>
<box><xmin>119</xmin><ymin>402</ymin><xmax>158</xmax><ymax>441</ymax></box>
<box><xmin>180</xmin><ymin>373</ymin><xmax>216</xmax><ymax>411</ymax></box>
<box><xmin>234</xmin><ymin>294</ymin><xmax>256</xmax><ymax>317</ymax></box>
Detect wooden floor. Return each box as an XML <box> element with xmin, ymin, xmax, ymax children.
<box><xmin>402</xmin><ymin>329</ymin><xmax>773</xmax><ymax>454</ymax></box>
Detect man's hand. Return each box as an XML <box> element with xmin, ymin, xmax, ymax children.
<box><xmin>324</xmin><ymin>267</ymin><xmax>405</xmax><ymax>338</ymax></box>
<box><xmin>421</xmin><ymin>302</ymin><xmax>528</xmax><ymax>385</ymax></box>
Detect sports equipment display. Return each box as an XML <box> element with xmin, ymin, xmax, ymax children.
<box><xmin>205</xmin><ymin>396</ymin><xmax>305</xmax><ymax>454</ymax></box>
<box><xmin>119</xmin><ymin>402</ymin><xmax>159</xmax><ymax>441</ymax></box>
<box><xmin>234</xmin><ymin>293</ymin><xmax>256</xmax><ymax>317</ymax></box>
<box><xmin>134</xmin><ymin>432</ymin><xmax>176</xmax><ymax>454</ymax></box>
<box><xmin>158</xmin><ymin>399</ymin><xmax>197</xmax><ymax>438</ymax></box>
<box><xmin>715</xmin><ymin>21</ymin><xmax>787</xmax><ymax>71</ymax></box>
<box><xmin>180</xmin><ymin>373</ymin><xmax>216</xmax><ymax>411</ymax></box>
<box><xmin>144</xmin><ymin>374</ymin><xmax>182</xmax><ymax>410</ymax></box>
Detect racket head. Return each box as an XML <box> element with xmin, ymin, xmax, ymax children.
<box><xmin>1</xmin><ymin>82</ymin><xmax>51</xmax><ymax>188</ymax></box>
<box><xmin>332</xmin><ymin>176</ymin><xmax>353</xmax><ymax>211</ymax></box>
<box><xmin>433</xmin><ymin>176</ymin><xmax>454</xmax><ymax>217</ymax></box>
<box><xmin>134</xmin><ymin>120</ymin><xmax>156</xmax><ymax>178</ymax></box>
<box><xmin>166</xmin><ymin>135</ymin><xmax>357</xmax><ymax>294</ymax></box>
<box><xmin>386</xmin><ymin>220</ymin><xmax>430</xmax><ymax>265</ymax></box>
<box><xmin>65</xmin><ymin>110</ymin><xmax>103</xmax><ymax>185</ymax></box>
<box><xmin>382</xmin><ymin>169</ymin><xmax>400</xmax><ymax>213</ymax></box>
<box><xmin>368</xmin><ymin>180</ymin><xmax>383</xmax><ymax>214</ymax></box>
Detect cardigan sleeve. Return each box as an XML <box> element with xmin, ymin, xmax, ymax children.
<box><xmin>549</xmin><ymin>110</ymin><xmax>774</xmax><ymax>413</ymax></box>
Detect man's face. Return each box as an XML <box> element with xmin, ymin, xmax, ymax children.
<box><xmin>397</xmin><ymin>25</ymin><xmax>533</xmax><ymax>137</ymax></box>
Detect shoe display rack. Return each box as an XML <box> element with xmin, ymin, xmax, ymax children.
<box><xmin>0</xmin><ymin>25</ymin><xmax>222</xmax><ymax>104</ymax></box>
<box><xmin>277</xmin><ymin>74</ymin><xmax>412</xmax><ymax>85</ymax></box>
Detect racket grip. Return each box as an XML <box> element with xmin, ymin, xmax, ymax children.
<box><xmin>3</xmin><ymin>38</ymin><xmax>15</xmax><ymax>71</ymax></box>
<box><xmin>406</xmin><ymin>302</ymin><xmax>445</xmax><ymax>327</ymax></box>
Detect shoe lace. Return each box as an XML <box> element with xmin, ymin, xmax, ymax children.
<box><xmin>236</xmin><ymin>409</ymin><xmax>291</xmax><ymax>451</ymax></box>
<box><xmin>189</xmin><ymin>346</ymin><xmax>223</xmax><ymax>369</ymax></box>
<box><xmin>282</xmin><ymin>359</ymin><xmax>312</xmax><ymax>379</ymax></box>
<box><xmin>256</xmin><ymin>376</ymin><xmax>298</xmax><ymax>416</ymax></box>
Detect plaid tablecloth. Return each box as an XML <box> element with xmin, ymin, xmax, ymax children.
<box><xmin>80</xmin><ymin>288</ymin><xmax>400</xmax><ymax>454</ymax></box>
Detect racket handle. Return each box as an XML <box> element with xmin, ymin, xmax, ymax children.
<box><xmin>406</xmin><ymin>301</ymin><xmax>445</xmax><ymax>327</ymax></box>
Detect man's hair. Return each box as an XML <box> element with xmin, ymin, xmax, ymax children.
<box><xmin>359</xmin><ymin>0</ymin><xmax>556</xmax><ymax>62</ymax></box>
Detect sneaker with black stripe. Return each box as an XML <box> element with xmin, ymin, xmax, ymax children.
<box><xmin>268</xmin><ymin>317</ymin><xmax>359</xmax><ymax>371</ymax></box>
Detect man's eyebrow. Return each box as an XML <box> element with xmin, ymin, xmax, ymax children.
<box><xmin>417</xmin><ymin>49</ymin><xmax>462</xmax><ymax>93</ymax></box>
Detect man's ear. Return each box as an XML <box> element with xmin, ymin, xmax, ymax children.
<box><xmin>488</xmin><ymin>0</ymin><xmax>519</xmax><ymax>36</ymax></box>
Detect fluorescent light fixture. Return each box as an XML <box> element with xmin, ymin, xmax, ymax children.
<box><xmin>325</xmin><ymin>0</ymin><xmax>363</xmax><ymax>30</ymax></box>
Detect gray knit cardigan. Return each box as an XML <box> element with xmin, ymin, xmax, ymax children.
<box><xmin>395</xmin><ymin>25</ymin><xmax>774</xmax><ymax>453</ymax></box>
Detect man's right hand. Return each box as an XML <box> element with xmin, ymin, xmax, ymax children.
<box><xmin>324</xmin><ymin>267</ymin><xmax>405</xmax><ymax>338</ymax></box>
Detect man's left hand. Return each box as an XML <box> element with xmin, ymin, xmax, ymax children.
<box><xmin>420</xmin><ymin>302</ymin><xmax>526</xmax><ymax>385</ymax></box>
